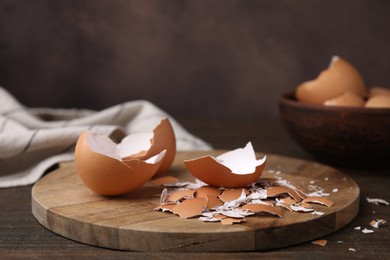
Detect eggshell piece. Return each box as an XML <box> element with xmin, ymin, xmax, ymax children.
<box><xmin>368</xmin><ymin>87</ymin><xmax>390</xmax><ymax>98</ymax></box>
<box><xmin>74</xmin><ymin>131</ymin><xmax>165</xmax><ymax>196</ymax></box>
<box><xmin>167</xmin><ymin>189</ymin><xmax>196</xmax><ymax>202</ymax></box>
<box><xmin>221</xmin><ymin>217</ymin><xmax>247</xmax><ymax>225</ymax></box>
<box><xmin>151</xmin><ymin>176</ymin><xmax>179</xmax><ymax>186</ymax></box>
<box><xmin>278</xmin><ymin>197</ymin><xmax>297</xmax><ymax>205</ymax></box>
<box><xmin>194</xmin><ymin>187</ymin><xmax>222</xmax><ymax>199</ymax></box>
<box><xmin>184</xmin><ymin>142</ymin><xmax>266</xmax><ymax>188</ymax></box>
<box><xmin>311</xmin><ymin>239</ymin><xmax>328</xmax><ymax>247</ymax></box>
<box><xmin>324</xmin><ymin>91</ymin><xmax>365</xmax><ymax>107</ymax></box>
<box><xmin>365</xmin><ymin>95</ymin><xmax>390</xmax><ymax>108</ymax></box>
<box><xmin>172</xmin><ymin>198</ymin><xmax>207</xmax><ymax>219</ymax></box>
<box><xmin>122</xmin><ymin>118</ymin><xmax>176</xmax><ymax>175</ymax></box>
<box><xmin>205</xmin><ymin>195</ymin><xmax>223</xmax><ymax>209</ymax></box>
<box><xmin>302</xmin><ymin>196</ymin><xmax>335</xmax><ymax>207</ymax></box>
<box><xmin>219</xmin><ymin>189</ymin><xmax>247</xmax><ymax>203</ymax></box>
<box><xmin>296</xmin><ymin>56</ymin><xmax>366</xmax><ymax>105</ymax></box>
<box><xmin>267</xmin><ymin>186</ymin><xmax>303</xmax><ymax>202</ymax></box>
<box><xmin>241</xmin><ymin>203</ymin><xmax>284</xmax><ymax>217</ymax></box>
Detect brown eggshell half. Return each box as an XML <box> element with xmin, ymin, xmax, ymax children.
<box><xmin>368</xmin><ymin>87</ymin><xmax>390</xmax><ymax>98</ymax></box>
<box><xmin>365</xmin><ymin>95</ymin><xmax>390</xmax><ymax>108</ymax></box>
<box><xmin>296</xmin><ymin>56</ymin><xmax>366</xmax><ymax>105</ymax></box>
<box><xmin>122</xmin><ymin>118</ymin><xmax>176</xmax><ymax>176</ymax></box>
<box><xmin>184</xmin><ymin>143</ymin><xmax>266</xmax><ymax>188</ymax></box>
<box><xmin>324</xmin><ymin>91</ymin><xmax>365</xmax><ymax>107</ymax></box>
<box><xmin>75</xmin><ymin>131</ymin><xmax>165</xmax><ymax>196</ymax></box>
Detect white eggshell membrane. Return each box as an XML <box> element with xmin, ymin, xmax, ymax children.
<box><xmin>86</xmin><ymin>131</ymin><xmax>155</xmax><ymax>161</ymax></box>
<box><xmin>216</xmin><ymin>142</ymin><xmax>266</xmax><ymax>174</ymax></box>
<box><xmin>117</xmin><ymin>133</ymin><xmax>153</xmax><ymax>158</ymax></box>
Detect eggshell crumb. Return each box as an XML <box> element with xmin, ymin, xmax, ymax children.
<box><xmin>370</xmin><ymin>219</ymin><xmax>387</xmax><ymax>228</ymax></box>
<box><xmin>366</xmin><ymin>197</ymin><xmax>389</xmax><ymax>205</ymax></box>
<box><xmin>362</xmin><ymin>228</ymin><xmax>374</xmax><ymax>234</ymax></box>
<box><xmin>311</xmin><ymin>239</ymin><xmax>327</xmax><ymax>247</ymax></box>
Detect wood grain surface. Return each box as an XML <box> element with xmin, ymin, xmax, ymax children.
<box><xmin>31</xmin><ymin>150</ymin><xmax>360</xmax><ymax>252</ymax></box>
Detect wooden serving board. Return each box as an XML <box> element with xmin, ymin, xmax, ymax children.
<box><xmin>32</xmin><ymin>151</ymin><xmax>359</xmax><ymax>252</ymax></box>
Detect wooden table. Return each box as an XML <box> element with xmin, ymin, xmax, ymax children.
<box><xmin>1</xmin><ymin>119</ymin><xmax>389</xmax><ymax>259</ymax></box>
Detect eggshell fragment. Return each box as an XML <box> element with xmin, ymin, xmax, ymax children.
<box><xmin>154</xmin><ymin>204</ymin><xmax>176</xmax><ymax>213</ymax></box>
<box><xmin>205</xmin><ymin>195</ymin><xmax>224</xmax><ymax>209</ymax></box>
<box><xmin>172</xmin><ymin>198</ymin><xmax>207</xmax><ymax>219</ymax></box>
<box><xmin>267</xmin><ymin>186</ymin><xmax>303</xmax><ymax>202</ymax></box>
<box><xmin>219</xmin><ymin>189</ymin><xmax>247</xmax><ymax>203</ymax></box>
<box><xmin>167</xmin><ymin>189</ymin><xmax>196</xmax><ymax>202</ymax></box>
<box><xmin>120</xmin><ymin>118</ymin><xmax>176</xmax><ymax>175</ymax></box>
<box><xmin>302</xmin><ymin>196</ymin><xmax>335</xmax><ymax>207</ymax></box>
<box><xmin>221</xmin><ymin>217</ymin><xmax>247</xmax><ymax>225</ymax></box>
<box><xmin>296</xmin><ymin>56</ymin><xmax>366</xmax><ymax>105</ymax></box>
<box><xmin>366</xmin><ymin>197</ymin><xmax>389</xmax><ymax>205</ymax></box>
<box><xmin>184</xmin><ymin>142</ymin><xmax>266</xmax><ymax>188</ymax></box>
<box><xmin>74</xmin><ymin>131</ymin><xmax>165</xmax><ymax>196</ymax></box>
<box><xmin>194</xmin><ymin>187</ymin><xmax>222</xmax><ymax>199</ymax></box>
<box><xmin>370</xmin><ymin>219</ymin><xmax>387</xmax><ymax>228</ymax></box>
<box><xmin>324</xmin><ymin>91</ymin><xmax>365</xmax><ymax>107</ymax></box>
<box><xmin>311</xmin><ymin>239</ymin><xmax>327</xmax><ymax>247</ymax></box>
<box><xmin>241</xmin><ymin>204</ymin><xmax>284</xmax><ymax>217</ymax></box>
<box><xmin>365</xmin><ymin>95</ymin><xmax>390</xmax><ymax>108</ymax></box>
<box><xmin>151</xmin><ymin>176</ymin><xmax>179</xmax><ymax>186</ymax></box>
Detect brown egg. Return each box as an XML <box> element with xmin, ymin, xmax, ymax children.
<box><xmin>74</xmin><ymin>131</ymin><xmax>166</xmax><ymax>196</ymax></box>
<box><xmin>324</xmin><ymin>91</ymin><xmax>365</xmax><ymax>107</ymax></box>
<box><xmin>365</xmin><ymin>95</ymin><xmax>390</xmax><ymax>108</ymax></box>
<box><xmin>184</xmin><ymin>142</ymin><xmax>266</xmax><ymax>188</ymax></box>
<box><xmin>121</xmin><ymin>118</ymin><xmax>176</xmax><ymax>176</ymax></box>
<box><xmin>368</xmin><ymin>87</ymin><xmax>390</xmax><ymax>98</ymax></box>
<box><xmin>296</xmin><ymin>56</ymin><xmax>366</xmax><ymax>105</ymax></box>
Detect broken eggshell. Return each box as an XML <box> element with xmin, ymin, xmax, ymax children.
<box><xmin>119</xmin><ymin>118</ymin><xmax>176</xmax><ymax>175</ymax></box>
<box><xmin>75</xmin><ymin>131</ymin><xmax>166</xmax><ymax>195</ymax></box>
<box><xmin>324</xmin><ymin>91</ymin><xmax>365</xmax><ymax>107</ymax></box>
<box><xmin>296</xmin><ymin>56</ymin><xmax>366</xmax><ymax>105</ymax></box>
<box><xmin>74</xmin><ymin>118</ymin><xmax>175</xmax><ymax>195</ymax></box>
<box><xmin>184</xmin><ymin>142</ymin><xmax>266</xmax><ymax>188</ymax></box>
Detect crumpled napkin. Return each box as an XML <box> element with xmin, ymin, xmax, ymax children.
<box><xmin>0</xmin><ymin>87</ymin><xmax>211</xmax><ymax>188</ymax></box>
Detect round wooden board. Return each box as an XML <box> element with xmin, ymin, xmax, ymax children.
<box><xmin>32</xmin><ymin>151</ymin><xmax>359</xmax><ymax>252</ymax></box>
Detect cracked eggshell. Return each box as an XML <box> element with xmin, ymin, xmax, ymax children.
<box><xmin>368</xmin><ymin>87</ymin><xmax>390</xmax><ymax>98</ymax></box>
<box><xmin>121</xmin><ymin>118</ymin><xmax>176</xmax><ymax>176</ymax></box>
<box><xmin>324</xmin><ymin>91</ymin><xmax>365</xmax><ymax>107</ymax></box>
<box><xmin>184</xmin><ymin>142</ymin><xmax>266</xmax><ymax>188</ymax></box>
<box><xmin>296</xmin><ymin>56</ymin><xmax>366</xmax><ymax>105</ymax></box>
<box><xmin>365</xmin><ymin>95</ymin><xmax>390</xmax><ymax>108</ymax></box>
<box><xmin>74</xmin><ymin>131</ymin><xmax>165</xmax><ymax>196</ymax></box>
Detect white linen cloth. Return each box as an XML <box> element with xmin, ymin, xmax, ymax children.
<box><xmin>0</xmin><ymin>87</ymin><xmax>211</xmax><ymax>188</ymax></box>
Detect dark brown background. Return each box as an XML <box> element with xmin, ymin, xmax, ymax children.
<box><xmin>1</xmin><ymin>0</ymin><xmax>389</xmax><ymax>119</ymax></box>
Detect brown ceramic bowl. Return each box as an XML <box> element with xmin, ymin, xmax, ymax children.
<box><xmin>278</xmin><ymin>92</ymin><xmax>390</xmax><ymax>169</ymax></box>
